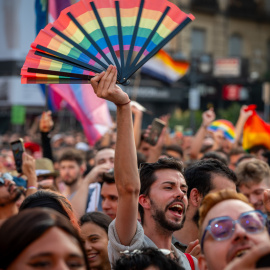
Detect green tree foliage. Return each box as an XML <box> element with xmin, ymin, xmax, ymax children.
<box><xmin>169</xmin><ymin>102</ymin><xmax>242</xmax><ymax>133</ymax></box>
<box><xmin>169</xmin><ymin>108</ymin><xmax>203</xmax><ymax>132</ymax></box>
<box><xmin>216</xmin><ymin>102</ymin><xmax>241</xmax><ymax>125</ymax></box>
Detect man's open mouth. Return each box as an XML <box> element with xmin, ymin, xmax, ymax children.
<box><xmin>168</xmin><ymin>204</ymin><xmax>183</xmax><ymax>217</ymax></box>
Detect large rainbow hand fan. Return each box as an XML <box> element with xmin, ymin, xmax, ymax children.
<box><xmin>21</xmin><ymin>0</ymin><xmax>194</xmax><ymax>85</ymax></box>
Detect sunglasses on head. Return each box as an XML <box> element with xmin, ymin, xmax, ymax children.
<box><xmin>120</xmin><ymin>248</ymin><xmax>174</xmax><ymax>256</ymax></box>
<box><xmin>0</xmin><ymin>173</ymin><xmax>13</xmax><ymax>186</ymax></box>
<box><xmin>201</xmin><ymin>210</ymin><xmax>267</xmax><ymax>253</ymax></box>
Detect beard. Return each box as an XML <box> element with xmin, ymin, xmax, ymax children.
<box><xmin>63</xmin><ymin>176</ymin><xmax>79</xmax><ymax>187</ymax></box>
<box><xmin>150</xmin><ymin>198</ymin><xmax>186</xmax><ymax>232</ymax></box>
<box><xmin>0</xmin><ymin>185</ymin><xmax>22</xmax><ymax>207</ymax></box>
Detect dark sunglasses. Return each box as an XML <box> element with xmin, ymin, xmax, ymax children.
<box><xmin>201</xmin><ymin>210</ymin><xmax>267</xmax><ymax>253</ymax></box>
<box><xmin>0</xmin><ymin>173</ymin><xmax>13</xmax><ymax>186</ymax></box>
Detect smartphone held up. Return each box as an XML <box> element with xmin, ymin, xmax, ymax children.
<box><xmin>10</xmin><ymin>139</ymin><xmax>25</xmax><ymax>173</ymax></box>
<box><xmin>146</xmin><ymin>118</ymin><xmax>166</xmax><ymax>146</ymax></box>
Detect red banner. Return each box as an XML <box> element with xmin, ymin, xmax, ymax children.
<box><xmin>222</xmin><ymin>84</ymin><xmax>242</xmax><ymax>100</ymax></box>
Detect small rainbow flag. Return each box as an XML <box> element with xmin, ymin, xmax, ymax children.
<box><xmin>208</xmin><ymin>119</ymin><xmax>235</xmax><ymax>143</ymax></box>
<box><xmin>243</xmin><ymin>105</ymin><xmax>270</xmax><ymax>151</ymax></box>
<box><xmin>141</xmin><ymin>49</ymin><xmax>190</xmax><ymax>84</ymax></box>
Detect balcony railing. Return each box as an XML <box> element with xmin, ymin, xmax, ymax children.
<box><xmin>190</xmin><ymin>0</ymin><xmax>219</xmax><ymax>14</ymax></box>
<box><xmin>227</xmin><ymin>0</ymin><xmax>270</xmax><ymax>22</ymax></box>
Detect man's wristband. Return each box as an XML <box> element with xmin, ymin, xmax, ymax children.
<box><xmin>27</xmin><ymin>186</ymin><xmax>37</xmax><ymax>190</ymax></box>
<box><xmin>116</xmin><ymin>100</ymin><xmax>131</xmax><ymax>106</ymax></box>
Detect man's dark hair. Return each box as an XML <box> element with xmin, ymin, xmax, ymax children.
<box><xmin>184</xmin><ymin>158</ymin><xmax>237</xmax><ymax>199</ymax></box>
<box><xmin>249</xmin><ymin>144</ymin><xmax>267</xmax><ymax>154</ymax></box>
<box><xmin>140</xmin><ymin>130</ymin><xmax>147</xmax><ymax>143</ymax></box>
<box><xmin>102</xmin><ymin>169</ymin><xmax>115</xmax><ymax>184</ymax></box>
<box><xmin>137</xmin><ymin>152</ymin><xmax>146</xmax><ymax>169</ymax></box>
<box><xmin>228</xmin><ymin>147</ymin><xmax>246</xmax><ymax>157</ymax></box>
<box><xmin>139</xmin><ymin>158</ymin><xmax>184</xmax><ymax>225</ymax></box>
<box><xmin>235</xmin><ymin>154</ymin><xmax>255</xmax><ymax>167</ymax></box>
<box><xmin>58</xmin><ymin>149</ymin><xmax>84</xmax><ymax>166</ymax></box>
<box><xmin>201</xmin><ymin>151</ymin><xmax>228</xmax><ymax>165</ymax></box>
<box><xmin>80</xmin><ymin>211</ymin><xmax>112</xmax><ymax>234</ymax></box>
<box><xmin>95</xmin><ymin>146</ymin><xmax>114</xmax><ymax>152</ymax></box>
<box><xmin>85</xmin><ymin>149</ymin><xmax>96</xmax><ymax>163</ymax></box>
<box><xmin>164</xmin><ymin>145</ymin><xmax>183</xmax><ymax>159</ymax></box>
<box><xmin>113</xmin><ymin>247</ymin><xmax>184</xmax><ymax>270</ymax></box>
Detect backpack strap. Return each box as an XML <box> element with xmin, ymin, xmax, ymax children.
<box><xmin>185</xmin><ymin>253</ymin><xmax>195</xmax><ymax>270</ymax></box>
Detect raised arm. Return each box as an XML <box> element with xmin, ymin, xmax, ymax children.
<box><xmin>233</xmin><ymin>105</ymin><xmax>253</xmax><ymax>148</ymax></box>
<box><xmin>189</xmin><ymin>108</ymin><xmax>215</xmax><ymax>160</ymax></box>
<box><xmin>39</xmin><ymin>111</ymin><xmax>54</xmax><ymax>161</ymax></box>
<box><xmin>22</xmin><ymin>153</ymin><xmax>38</xmax><ymax>197</ymax></box>
<box><xmin>131</xmin><ymin>104</ymin><xmax>143</xmax><ymax>149</ymax></box>
<box><xmin>91</xmin><ymin>65</ymin><xmax>140</xmax><ymax>245</ymax></box>
<box><xmin>70</xmin><ymin>163</ymin><xmax>111</xmax><ymax>219</ymax></box>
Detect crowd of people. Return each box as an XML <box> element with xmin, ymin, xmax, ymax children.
<box><xmin>0</xmin><ymin>65</ymin><xmax>270</xmax><ymax>269</ymax></box>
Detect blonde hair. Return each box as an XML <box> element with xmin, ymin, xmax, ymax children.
<box><xmin>198</xmin><ymin>189</ymin><xmax>250</xmax><ymax>239</ymax></box>
<box><xmin>236</xmin><ymin>158</ymin><xmax>270</xmax><ymax>186</ymax></box>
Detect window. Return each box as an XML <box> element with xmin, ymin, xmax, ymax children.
<box><xmin>191</xmin><ymin>28</ymin><xmax>206</xmax><ymax>56</ymax></box>
<box><xmin>266</xmin><ymin>1</ymin><xmax>270</xmax><ymax>14</ymax></box>
<box><xmin>228</xmin><ymin>34</ymin><xmax>242</xmax><ymax>57</ymax></box>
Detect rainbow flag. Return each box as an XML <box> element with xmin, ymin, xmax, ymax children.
<box><xmin>243</xmin><ymin>105</ymin><xmax>270</xmax><ymax>151</ymax></box>
<box><xmin>141</xmin><ymin>49</ymin><xmax>190</xmax><ymax>84</ymax></box>
<box><xmin>208</xmin><ymin>119</ymin><xmax>235</xmax><ymax>143</ymax></box>
<box><xmin>50</xmin><ymin>84</ymin><xmax>112</xmax><ymax>145</ymax></box>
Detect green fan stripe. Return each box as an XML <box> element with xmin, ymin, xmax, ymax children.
<box><xmin>122</xmin><ymin>26</ymin><xmax>135</xmax><ymax>35</ymax></box>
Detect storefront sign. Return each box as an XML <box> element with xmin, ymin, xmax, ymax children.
<box><xmin>213</xmin><ymin>58</ymin><xmax>241</xmax><ymax>77</ymax></box>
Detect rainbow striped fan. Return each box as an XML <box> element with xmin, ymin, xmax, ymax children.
<box><xmin>21</xmin><ymin>0</ymin><xmax>194</xmax><ymax>85</ymax></box>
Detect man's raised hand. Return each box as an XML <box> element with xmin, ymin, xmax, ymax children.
<box><xmin>91</xmin><ymin>65</ymin><xmax>129</xmax><ymax>106</ymax></box>
<box><xmin>202</xmin><ymin>107</ymin><xmax>215</xmax><ymax>128</ymax></box>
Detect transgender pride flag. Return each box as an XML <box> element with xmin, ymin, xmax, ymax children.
<box><xmin>50</xmin><ymin>84</ymin><xmax>112</xmax><ymax>145</ymax></box>
<box><xmin>48</xmin><ymin>0</ymin><xmax>71</xmax><ymax>22</ymax></box>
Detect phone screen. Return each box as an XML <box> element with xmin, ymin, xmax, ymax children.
<box><xmin>10</xmin><ymin>139</ymin><xmax>25</xmax><ymax>173</ymax></box>
<box><xmin>146</xmin><ymin>118</ymin><xmax>165</xmax><ymax>146</ymax></box>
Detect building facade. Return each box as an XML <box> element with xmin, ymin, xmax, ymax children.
<box><xmin>136</xmin><ymin>0</ymin><xmax>270</xmax><ymax>119</ymax></box>
<box><xmin>0</xmin><ymin>0</ymin><xmax>270</xmax><ymax>132</ymax></box>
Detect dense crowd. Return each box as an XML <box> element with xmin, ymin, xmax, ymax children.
<box><xmin>0</xmin><ymin>66</ymin><xmax>270</xmax><ymax>269</ymax></box>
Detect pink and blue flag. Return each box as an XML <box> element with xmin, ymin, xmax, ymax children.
<box><xmin>35</xmin><ymin>0</ymin><xmax>112</xmax><ymax>145</ymax></box>
<box><xmin>48</xmin><ymin>0</ymin><xmax>71</xmax><ymax>22</ymax></box>
<box><xmin>50</xmin><ymin>84</ymin><xmax>112</xmax><ymax>145</ymax></box>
